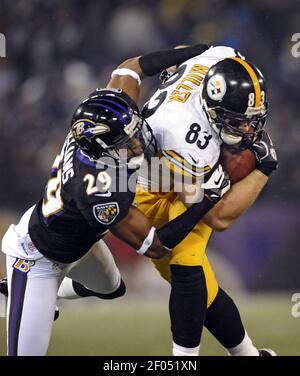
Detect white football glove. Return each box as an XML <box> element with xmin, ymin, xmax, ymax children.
<box><xmin>202</xmin><ymin>164</ymin><xmax>231</xmax><ymax>203</ymax></box>
<box><xmin>251</xmin><ymin>130</ymin><xmax>278</xmax><ymax>177</ymax></box>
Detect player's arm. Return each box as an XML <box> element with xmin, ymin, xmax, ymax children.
<box><xmin>203</xmin><ymin>170</ymin><xmax>268</xmax><ymax>230</ymax></box>
<box><xmin>78</xmin><ymin>169</ymin><xmax>228</xmax><ymax>259</ymax></box>
<box><xmin>110</xmin><ymin>174</ymin><xmax>229</xmax><ymax>259</ymax></box>
<box><xmin>161</xmin><ymin>149</ymin><xmax>230</xmax><ymax>208</ymax></box>
<box><xmin>203</xmin><ymin>131</ymin><xmax>278</xmax><ymax>231</ymax></box>
<box><xmin>160</xmin><ymin>44</ymin><xmax>209</xmax><ymax>82</ymax></box>
<box><xmin>106</xmin><ymin>44</ymin><xmax>211</xmax><ymax>103</ymax></box>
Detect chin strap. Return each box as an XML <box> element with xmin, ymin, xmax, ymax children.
<box><xmin>220</xmin><ymin>129</ymin><xmax>242</xmax><ymax>146</ymax></box>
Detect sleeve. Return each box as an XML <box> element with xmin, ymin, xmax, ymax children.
<box><xmin>80</xmin><ymin>198</ymin><xmax>127</xmax><ymax>229</ymax></box>
<box><xmin>76</xmin><ymin>186</ymin><xmax>133</xmax><ymax>229</ymax></box>
<box><xmin>68</xmin><ymin>163</ymin><xmax>132</xmax><ymax>230</ymax></box>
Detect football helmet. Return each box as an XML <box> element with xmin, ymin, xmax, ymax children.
<box><xmin>201</xmin><ymin>57</ymin><xmax>268</xmax><ymax>148</ymax></box>
<box><xmin>71</xmin><ymin>89</ymin><xmax>157</xmax><ymax>167</ymax></box>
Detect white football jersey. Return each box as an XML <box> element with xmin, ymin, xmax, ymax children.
<box><xmin>140</xmin><ymin>46</ymin><xmax>242</xmax><ymax>186</ymax></box>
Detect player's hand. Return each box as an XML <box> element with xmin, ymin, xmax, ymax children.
<box><xmin>202</xmin><ymin>164</ymin><xmax>231</xmax><ymax>203</ymax></box>
<box><xmin>251</xmin><ymin>130</ymin><xmax>278</xmax><ymax>177</ymax></box>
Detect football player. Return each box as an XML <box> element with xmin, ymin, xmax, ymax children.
<box><xmin>54</xmin><ymin>45</ymin><xmax>278</xmax><ymax>356</ymax></box>
<box><xmin>0</xmin><ymin>44</ymin><xmax>230</xmax><ymax>356</ymax></box>
<box><xmin>134</xmin><ymin>45</ymin><xmax>278</xmax><ymax>356</ymax></box>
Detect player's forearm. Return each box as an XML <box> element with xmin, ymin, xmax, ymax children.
<box><xmin>135</xmin><ymin>197</ymin><xmax>214</xmax><ymax>258</ymax></box>
<box><xmin>111</xmin><ymin>196</ymin><xmax>215</xmax><ymax>259</ymax></box>
<box><xmin>109</xmin><ymin>207</ymin><xmax>168</xmax><ymax>259</ymax></box>
<box><xmin>203</xmin><ymin>169</ymin><xmax>268</xmax><ymax>231</ymax></box>
<box><xmin>107</xmin><ymin>44</ymin><xmax>210</xmax><ymax>102</ymax></box>
<box><xmin>138</xmin><ymin>44</ymin><xmax>210</xmax><ymax>76</ymax></box>
<box><xmin>106</xmin><ymin>57</ymin><xmax>142</xmax><ymax>103</ymax></box>
<box><xmin>155</xmin><ymin>196</ymin><xmax>214</xmax><ymax>249</ymax></box>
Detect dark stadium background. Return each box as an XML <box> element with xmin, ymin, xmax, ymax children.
<box><xmin>0</xmin><ymin>0</ymin><xmax>300</xmax><ymax>355</ymax></box>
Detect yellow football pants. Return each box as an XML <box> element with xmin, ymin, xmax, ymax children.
<box><xmin>135</xmin><ymin>186</ymin><xmax>219</xmax><ymax>307</ymax></box>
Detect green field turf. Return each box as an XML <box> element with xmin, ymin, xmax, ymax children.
<box><xmin>1</xmin><ymin>294</ymin><xmax>299</xmax><ymax>356</ymax></box>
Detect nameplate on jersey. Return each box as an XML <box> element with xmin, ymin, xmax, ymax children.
<box><xmin>93</xmin><ymin>202</ymin><xmax>119</xmax><ymax>225</ymax></box>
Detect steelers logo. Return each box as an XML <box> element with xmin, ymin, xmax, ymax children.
<box><xmin>207</xmin><ymin>74</ymin><xmax>227</xmax><ymax>101</ymax></box>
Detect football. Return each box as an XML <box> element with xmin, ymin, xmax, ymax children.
<box><xmin>219</xmin><ymin>144</ymin><xmax>256</xmax><ymax>184</ymax></box>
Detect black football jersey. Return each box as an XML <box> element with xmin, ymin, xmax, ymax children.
<box><xmin>29</xmin><ymin>132</ymin><xmax>136</xmax><ymax>263</ymax></box>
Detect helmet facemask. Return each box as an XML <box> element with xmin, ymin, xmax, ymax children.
<box><xmin>205</xmin><ymin>104</ymin><xmax>267</xmax><ymax>149</ymax></box>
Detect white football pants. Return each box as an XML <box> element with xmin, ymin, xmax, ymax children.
<box><xmin>1</xmin><ymin>207</ymin><xmax>121</xmax><ymax>356</ymax></box>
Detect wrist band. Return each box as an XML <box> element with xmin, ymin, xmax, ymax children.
<box><xmin>137</xmin><ymin>226</ymin><xmax>156</xmax><ymax>255</ymax></box>
<box><xmin>111</xmin><ymin>68</ymin><xmax>141</xmax><ymax>86</ymax></box>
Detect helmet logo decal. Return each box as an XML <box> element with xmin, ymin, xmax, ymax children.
<box><xmin>72</xmin><ymin>119</ymin><xmax>110</xmax><ymax>143</ymax></box>
<box><xmin>207</xmin><ymin>75</ymin><xmax>227</xmax><ymax>101</ymax></box>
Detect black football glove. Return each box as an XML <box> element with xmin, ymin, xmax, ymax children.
<box><xmin>251</xmin><ymin>131</ymin><xmax>278</xmax><ymax>177</ymax></box>
<box><xmin>202</xmin><ymin>164</ymin><xmax>231</xmax><ymax>204</ymax></box>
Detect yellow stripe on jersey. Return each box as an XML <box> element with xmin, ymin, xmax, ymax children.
<box><xmin>230</xmin><ymin>57</ymin><xmax>261</xmax><ymax>107</ymax></box>
<box><xmin>162</xmin><ymin>150</ymin><xmax>211</xmax><ymax>177</ymax></box>
<box><xmin>162</xmin><ymin>157</ymin><xmax>196</xmax><ymax>178</ymax></box>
